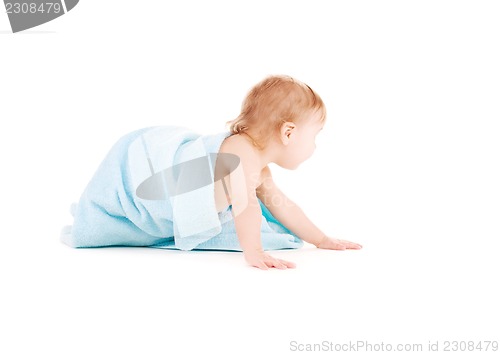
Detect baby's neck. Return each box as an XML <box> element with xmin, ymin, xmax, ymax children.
<box><xmin>238</xmin><ymin>132</ymin><xmax>282</xmax><ymax>171</ymax></box>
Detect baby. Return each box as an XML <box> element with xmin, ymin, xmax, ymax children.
<box><xmin>62</xmin><ymin>74</ymin><xmax>361</xmax><ymax>269</ymax></box>
<box><xmin>215</xmin><ymin>75</ymin><xmax>362</xmax><ymax>270</ymax></box>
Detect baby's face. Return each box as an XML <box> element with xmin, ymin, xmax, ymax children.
<box><xmin>279</xmin><ymin>112</ymin><xmax>325</xmax><ymax>169</ymax></box>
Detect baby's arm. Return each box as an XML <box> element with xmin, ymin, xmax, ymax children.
<box><xmin>227</xmin><ymin>145</ymin><xmax>296</xmax><ymax>270</ymax></box>
<box><xmin>256</xmin><ymin>167</ymin><xmax>362</xmax><ymax>250</ymax></box>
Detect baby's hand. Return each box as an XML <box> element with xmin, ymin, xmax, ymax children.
<box><xmin>244</xmin><ymin>250</ymin><xmax>296</xmax><ymax>270</ymax></box>
<box><xmin>315</xmin><ymin>236</ymin><xmax>362</xmax><ymax>250</ymax></box>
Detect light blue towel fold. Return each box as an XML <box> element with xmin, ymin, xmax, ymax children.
<box><xmin>60</xmin><ymin>125</ymin><xmax>304</xmax><ymax>252</ymax></box>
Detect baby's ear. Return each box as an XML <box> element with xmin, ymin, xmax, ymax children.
<box><xmin>280</xmin><ymin>121</ymin><xmax>295</xmax><ymax>144</ymax></box>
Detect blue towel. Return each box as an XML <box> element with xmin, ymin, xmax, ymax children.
<box><xmin>60</xmin><ymin>125</ymin><xmax>304</xmax><ymax>252</ymax></box>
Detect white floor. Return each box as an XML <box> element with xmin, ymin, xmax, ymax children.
<box><xmin>2</xmin><ymin>217</ymin><xmax>498</xmax><ymax>354</ymax></box>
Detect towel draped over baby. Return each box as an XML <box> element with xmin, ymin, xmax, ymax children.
<box><xmin>60</xmin><ymin>125</ymin><xmax>304</xmax><ymax>251</ymax></box>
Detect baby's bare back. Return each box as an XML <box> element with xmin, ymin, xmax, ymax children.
<box><xmin>213</xmin><ymin>134</ymin><xmax>265</xmax><ymax>213</ymax></box>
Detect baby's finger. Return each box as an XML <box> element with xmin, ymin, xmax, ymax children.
<box><xmin>278</xmin><ymin>259</ymin><xmax>296</xmax><ymax>268</ymax></box>
<box><xmin>333</xmin><ymin>242</ymin><xmax>346</xmax><ymax>250</ymax></box>
<box><xmin>270</xmin><ymin>258</ymin><xmax>287</xmax><ymax>269</ymax></box>
<box><xmin>256</xmin><ymin>261</ymin><xmax>269</xmax><ymax>270</ymax></box>
<box><xmin>341</xmin><ymin>240</ymin><xmax>362</xmax><ymax>249</ymax></box>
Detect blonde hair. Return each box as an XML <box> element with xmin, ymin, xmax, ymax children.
<box><xmin>225</xmin><ymin>74</ymin><xmax>326</xmax><ymax>149</ymax></box>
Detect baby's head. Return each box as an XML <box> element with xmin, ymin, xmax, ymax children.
<box><xmin>226</xmin><ymin>74</ymin><xmax>326</xmax><ymax>169</ymax></box>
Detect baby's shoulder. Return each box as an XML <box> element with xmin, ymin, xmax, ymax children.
<box><xmin>219</xmin><ymin>134</ymin><xmax>265</xmax><ymax>186</ymax></box>
<box><xmin>219</xmin><ymin>134</ymin><xmax>256</xmax><ymax>158</ymax></box>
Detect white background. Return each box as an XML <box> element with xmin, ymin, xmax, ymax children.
<box><xmin>1</xmin><ymin>1</ymin><xmax>499</xmax><ymax>354</ymax></box>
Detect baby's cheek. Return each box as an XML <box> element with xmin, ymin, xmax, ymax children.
<box><xmin>308</xmin><ymin>140</ymin><xmax>316</xmax><ymax>152</ymax></box>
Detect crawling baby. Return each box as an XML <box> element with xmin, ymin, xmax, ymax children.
<box><xmin>216</xmin><ymin>74</ymin><xmax>362</xmax><ymax>270</ymax></box>
<box><xmin>61</xmin><ymin>74</ymin><xmax>361</xmax><ymax>270</ymax></box>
